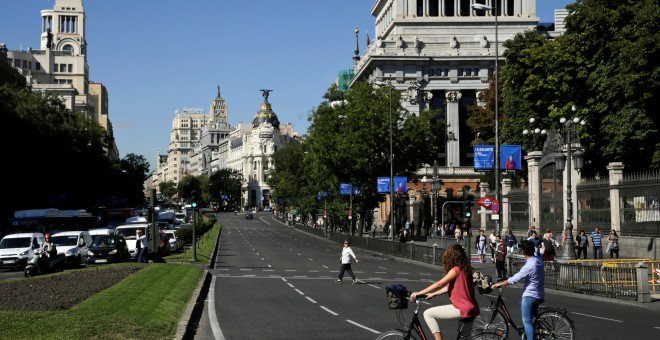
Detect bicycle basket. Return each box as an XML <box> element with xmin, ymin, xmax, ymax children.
<box><xmin>472</xmin><ymin>271</ymin><xmax>493</xmax><ymax>295</ymax></box>
<box><xmin>385</xmin><ymin>284</ymin><xmax>408</xmax><ymax>309</ymax></box>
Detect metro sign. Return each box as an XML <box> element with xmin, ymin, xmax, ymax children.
<box><xmin>477</xmin><ymin>196</ymin><xmax>494</xmax><ymax>208</ymax></box>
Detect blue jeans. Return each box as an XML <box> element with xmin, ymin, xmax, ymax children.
<box><xmin>593</xmin><ymin>246</ymin><xmax>602</xmax><ymax>259</ymax></box>
<box><xmin>138</xmin><ymin>247</ymin><xmax>149</xmax><ymax>263</ymax></box>
<box><xmin>521</xmin><ymin>296</ymin><xmax>542</xmax><ymax>340</ymax></box>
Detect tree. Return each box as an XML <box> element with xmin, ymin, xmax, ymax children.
<box><xmin>209</xmin><ymin>168</ymin><xmax>244</xmax><ymax>209</ymax></box>
<box><xmin>159</xmin><ymin>181</ymin><xmax>177</xmax><ymax>203</ymax></box>
<box><xmin>276</xmin><ymin>81</ymin><xmax>447</xmax><ymax>235</ymax></box>
<box><xmin>119</xmin><ymin>153</ymin><xmax>150</xmax><ymax>207</ymax></box>
<box><xmin>497</xmin><ymin>0</ymin><xmax>660</xmax><ymax>174</ymax></box>
<box><xmin>177</xmin><ymin>175</ymin><xmax>203</xmax><ymax>205</ymax></box>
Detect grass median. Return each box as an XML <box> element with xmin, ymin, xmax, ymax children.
<box><xmin>0</xmin><ymin>223</ymin><xmax>220</xmax><ymax>340</ymax></box>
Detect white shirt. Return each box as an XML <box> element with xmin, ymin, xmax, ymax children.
<box><xmin>340</xmin><ymin>247</ymin><xmax>357</xmax><ymax>264</ymax></box>
<box><xmin>137</xmin><ymin>234</ymin><xmax>149</xmax><ymax>248</ymax></box>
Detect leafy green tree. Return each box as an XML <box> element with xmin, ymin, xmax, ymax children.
<box><xmin>159</xmin><ymin>181</ymin><xmax>177</xmax><ymax>203</ymax></box>
<box><xmin>177</xmin><ymin>174</ymin><xmax>203</xmax><ymax>204</ymax></box>
<box><xmin>209</xmin><ymin>168</ymin><xmax>244</xmax><ymax>209</ymax></box>
<box><xmin>496</xmin><ymin>0</ymin><xmax>659</xmax><ymax>174</ymax></box>
<box><xmin>118</xmin><ymin>153</ymin><xmax>150</xmax><ymax>207</ymax></box>
<box><xmin>286</xmin><ymin>81</ymin><xmax>446</xmax><ymax>235</ymax></box>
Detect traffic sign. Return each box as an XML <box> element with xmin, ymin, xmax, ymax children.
<box><xmin>491</xmin><ymin>214</ymin><xmax>500</xmax><ymax>220</ymax></box>
<box><xmin>477</xmin><ymin>196</ymin><xmax>494</xmax><ymax>209</ymax></box>
<box><xmin>491</xmin><ymin>201</ymin><xmax>500</xmax><ymax>215</ymax></box>
<box><xmin>478</xmin><ymin>210</ymin><xmax>493</xmax><ymax>214</ymax></box>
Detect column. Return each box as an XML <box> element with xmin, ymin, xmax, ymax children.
<box><xmin>608</xmin><ymin>162</ymin><xmax>625</xmax><ymax>233</ymax></box>
<box><xmin>501</xmin><ymin>178</ymin><xmax>512</xmax><ymax>232</ymax></box>
<box><xmin>479</xmin><ymin>182</ymin><xmax>490</xmax><ymax>228</ymax></box>
<box><xmin>525</xmin><ymin>151</ymin><xmax>542</xmax><ymax>228</ymax></box>
<box><xmin>562</xmin><ymin>148</ymin><xmax>582</xmax><ymax>230</ymax></box>
<box><xmin>445</xmin><ymin>91</ymin><xmax>462</xmax><ymax>166</ymax></box>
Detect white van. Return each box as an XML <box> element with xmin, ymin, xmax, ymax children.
<box><xmin>51</xmin><ymin>231</ymin><xmax>93</xmax><ymax>268</ymax></box>
<box><xmin>0</xmin><ymin>233</ymin><xmax>45</xmax><ymax>270</ymax></box>
<box><xmin>114</xmin><ymin>223</ymin><xmax>148</xmax><ymax>259</ymax></box>
<box><xmin>88</xmin><ymin>228</ymin><xmax>114</xmax><ymax>242</ymax></box>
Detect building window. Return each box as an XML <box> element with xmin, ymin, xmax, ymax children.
<box><xmin>416</xmin><ymin>0</ymin><xmax>423</xmax><ymax>16</ymax></box>
<box><xmin>60</xmin><ymin>64</ymin><xmax>66</xmax><ymax>72</ymax></box>
<box><xmin>67</xmin><ymin>64</ymin><xmax>72</xmax><ymax>72</ymax></box>
<box><xmin>22</xmin><ymin>60</ymin><xmax>28</xmax><ymax>68</ymax></box>
<box><xmin>429</xmin><ymin>0</ymin><xmax>439</xmax><ymax>16</ymax></box>
<box><xmin>62</xmin><ymin>44</ymin><xmax>74</xmax><ymax>54</ymax></box>
<box><xmin>35</xmin><ymin>62</ymin><xmax>41</xmax><ymax>70</ymax></box>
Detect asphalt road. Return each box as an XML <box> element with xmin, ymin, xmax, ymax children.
<box><xmin>192</xmin><ymin>213</ymin><xmax>660</xmax><ymax>340</ymax></box>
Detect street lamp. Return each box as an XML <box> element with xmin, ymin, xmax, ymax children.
<box><xmin>472</xmin><ymin>3</ymin><xmax>500</xmax><ymax>234</ymax></box>
<box><xmin>374</xmin><ymin>80</ymin><xmax>395</xmax><ymax>241</ymax></box>
<box><xmin>431</xmin><ymin>160</ymin><xmax>440</xmax><ymax>235</ymax></box>
<box><xmin>522</xmin><ymin>118</ymin><xmax>547</xmax><ymax>151</ymax></box>
<box><xmin>555</xmin><ymin>105</ymin><xmax>585</xmax><ymax>260</ymax></box>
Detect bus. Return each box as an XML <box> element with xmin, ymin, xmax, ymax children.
<box><xmin>4</xmin><ymin>208</ymin><xmax>98</xmax><ymax>237</ymax></box>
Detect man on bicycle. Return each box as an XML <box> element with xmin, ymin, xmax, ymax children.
<box><xmin>491</xmin><ymin>240</ymin><xmax>544</xmax><ymax>340</ymax></box>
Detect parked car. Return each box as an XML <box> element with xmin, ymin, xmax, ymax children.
<box><xmin>0</xmin><ymin>233</ymin><xmax>45</xmax><ymax>270</ymax></box>
<box><xmin>164</xmin><ymin>230</ymin><xmax>184</xmax><ymax>253</ymax></box>
<box><xmin>51</xmin><ymin>231</ymin><xmax>93</xmax><ymax>268</ymax></box>
<box><xmin>88</xmin><ymin>228</ymin><xmax>114</xmax><ymax>243</ymax></box>
<box><xmin>245</xmin><ymin>213</ymin><xmax>254</xmax><ymax>219</ymax></box>
<box><xmin>87</xmin><ymin>235</ymin><xmax>130</xmax><ymax>264</ymax></box>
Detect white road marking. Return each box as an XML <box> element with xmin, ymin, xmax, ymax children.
<box><xmin>320</xmin><ymin>306</ymin><xmax>338</xmax><ymax>315</ymax></box>
<box><xmin>346</xmin><ymin>320</ymin><xmax>380</xmax><ymax>334</ymax></box>
<box><xmin>294</xmin><ymin>289</ymin><xmax>304</xmax><ymax>295</ymax></box>
<box><xmin>305</xmin><ymin>296</ymin><xmax>317</xmax><ymax>303</ymax></box>
<box><xmin>572</xmin><ymin>312</ymin><xmax>623</xmax><ymax>322</ymax></box>
<box><xmin>208</xmin><ymin>276</ymin><xmax>226</xmax><ymax>339</ymax></box>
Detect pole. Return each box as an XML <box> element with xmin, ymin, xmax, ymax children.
<box><xmin>192</xmin><ymin>205</ymin><xmax>198</xmax><ymax>262</ymax></box>
<box><xmin>349</xmin><ymin>182</ymin><xmax>353</xmax><ymax>235</ymax></box>
<box><xmin>389</xmin><ymin>85</ymin><xmax>394</xmax><ymax>242</ymax></box>
<box><xmin>494</xmin><ymin>7</ymin><xmax>501</xmax><ymax>236</ymax></box>
<box><xmin>561</xmin><ymin>119</ymin><xmax>577</xmax><ymax>260</ymax></box>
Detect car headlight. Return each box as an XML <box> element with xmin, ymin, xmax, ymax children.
<box><xmin>66</xmin><ymin>248</ymin><xmax>77</xmax><ymax>256</ymax></box>
<box><xmin>88</xmin><ymin>250</ymin><xmax>95</xmax><ymax>256</ymax></box>
<box><xmin>19</xmin><ymin>249</ymin><xmax>29</xmax><ymax>256</ymax></box>
<box><xmin>109</xmin><ymin>249</ymin><xmax>117</xmax><ymax>255</ymax></box>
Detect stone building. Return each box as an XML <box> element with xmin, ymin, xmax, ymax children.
<box><xmin>3</xmin><ymin>0</ymin><xmax>118</xmax><ymax>160</ymax></box>
<box><xmin>350</xmin><ymin>0</ymin><xmax>550</xmax><ymax>233</ymax></box>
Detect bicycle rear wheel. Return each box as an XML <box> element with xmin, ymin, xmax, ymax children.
<box><xmin>375</xmin><ymin>329</ymin><xmax>420</xmax><ymax>340</ymax></box>
<box><xmin>537</xmin><ymin>311</ymin><xmax>575</xmax><ymax>340</ymax></box>
<box><xmin>465</xmin><ymin>330</ymin><xmax>506</xmax><ymax>340</ymax></box>
<box><xmin>472</xmin><ymin>308</ymin><xmax>509</xmax><ymax>338</ymax></box>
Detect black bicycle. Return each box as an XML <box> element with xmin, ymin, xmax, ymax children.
<box><xmin>472</xmin><ymin>284</ymin><xmax>576</xmax><ymax>339</ymax></box>
<box><xmin>375</xmin><ymin>294</ymin><xmax>504</xmax><ymax>340</ymax></box>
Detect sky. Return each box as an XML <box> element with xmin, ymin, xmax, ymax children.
<box><xmin>1</xmin><ymin>0</ymin><xmax>574</xmax><ymax>170</ymax></box>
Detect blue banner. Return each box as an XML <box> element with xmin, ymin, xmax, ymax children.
<box><xmin>474</xmin><ymin>145</ymin><xmax>494</xmax><ymax>171</ymax></box>
<box><xmin>340</xmin><ymin>183</ymin><xmax>350</xmax><ymax>195</ymax></box>
<box><xmin>317</xmin><ymin>191</ymin><xmax>330</xmax><ymax>200</ymax></box>
<box><xmin>500</xmin><ymin>144</ymin><xmax>522</xmax><ymax>171</ymax></box>
<box><xmin>377</xmin><ymin>177</ymin><xmax>390</xmax><ymax>193</ymax></box>
<box><xmin>394</xmin><ymin>176</ymin><xmax>407</xmax><ymax>193</ymax></box>
<box><xmin>352</xmin><ymin>184</ymin><xmax>362</xmax><ymax>196</ymax></box>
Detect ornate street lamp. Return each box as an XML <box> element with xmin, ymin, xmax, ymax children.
<box><xmin>522</xmin><ymin>118</ymin><xmax>547</xmax><ymax>151</ymax></box>
<box><xmin>555</xmin><ymin>106</ymin><xmax>586</xmax><ymax>260</ymax></box>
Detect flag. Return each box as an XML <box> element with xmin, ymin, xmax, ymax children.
<box><xmin>366</xmin><ymin>31</ymin><xmax>370</xmax><ymax>47</ymax></box>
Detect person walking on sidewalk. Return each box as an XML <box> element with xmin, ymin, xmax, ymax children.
<box><xmin>505</xmin><ymin>230</ymin><xmax>518</xmax><ymax>254</ymax></box>
<box><xmin>475</xmin><ymin>229</ymin><xmax>487</xmax><ymax>263</ymax></box>
<box><xmin>575</xmin><ymin>230</ymin><xmax>589</xmax><ymax>259</ymax></box>
<box><xmin>336</xmin><ymin>239</ymin><xmax>359</xmax><ymax>284</ymax></box>
<box><xmin>488</xmin><ymin>229</ymin><xmax>498</xmax><ymax>262</ymax></box>
<box><xmin>495</xmin><ymin>236</ymin><xmax>507</xmax><ymax>280</ymax></box>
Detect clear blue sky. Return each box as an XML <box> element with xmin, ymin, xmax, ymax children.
<box><xmin>1</xmin><ymin>0</ymin><xmax>573</xmax><ymax>169</ymax></box>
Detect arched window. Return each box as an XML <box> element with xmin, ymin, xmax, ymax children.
<box><xmin>62</xmin><ymin>44</ymin><xmax>74</xmax><ymax>54</ymax></box>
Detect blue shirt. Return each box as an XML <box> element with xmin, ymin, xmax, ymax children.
<box><xmin>507</xmin><ymin>256</ymin><xmax>544</xmax><ymax>299</ymax></box>
<box><xmin>591</xmin><ymin>231</ymin><xmax>602</xmax><ymax>247</ymax></box>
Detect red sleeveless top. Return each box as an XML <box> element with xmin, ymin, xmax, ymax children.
<box><xmin>447</xmin><ymin>266</ymin><xmax>480</xmax><ymax>318</ymax></box>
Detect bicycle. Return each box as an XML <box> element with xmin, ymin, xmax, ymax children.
<box><xmin>375</xmin><ymin>294</ymin><xmax>504</xmax><ymax>340</ymax></box>
<box><xmin>472</xmin><ymin>283</ymin><xmax>576</xmax><ymax>339</ymax></box>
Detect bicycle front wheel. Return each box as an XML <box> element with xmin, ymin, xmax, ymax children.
<box><xmin>537</xmin><ymin>311</ymin><xmax>575</xmax><ymax>340</ymax></box>
<box><xmin>472</xmin><ymin>308</ymin><xmax>509</xmax><ymax>338</ymax></box>
<box><xmin>375</xmin><ymin>329</ymin><xmax>420</xmax><ymax>340</ymax></box>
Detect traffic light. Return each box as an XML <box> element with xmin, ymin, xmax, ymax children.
<box><xmin>464</xmin><ymin>201</ymin><xmax>473</xmax><ymax>220</ymax></box>
<box><xmin>191</xmin><ymin>191</ymin><xmax>198</xmax><ymax>208</ymax></box>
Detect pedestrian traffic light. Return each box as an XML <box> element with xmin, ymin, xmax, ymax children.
<box><xmin>191</xmin><ymin>191</ymin><xmax>198</xmax><ymax>208</ymax></box>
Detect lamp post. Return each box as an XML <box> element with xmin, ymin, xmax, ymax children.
<box><xmin>522</xmin><ymin>118</ymin><xmax>547</xmax><ymax>151</ymax></box>
<box><xmin>421</xmin><ymin>176</ymin><xmax>428</xmax><ymax>234</ymax></box>
<box><xmin>472</xmin><ymin>3</ymin><xmax>500</xmax><ymax>235</ymax></box>
<box><xmin>554</xmin><ymin>106</ymin><xmax>585</xmax><ymax>260</ymax></box>
<box><xmin>431</xmin><ymin>160</ymin><xmax>440</xmax><ymax>236</ymax></box>
<box><xmin>374</xmin><ymin>80</ymin><xmax>394</xmax><ymax>242</ymax></box>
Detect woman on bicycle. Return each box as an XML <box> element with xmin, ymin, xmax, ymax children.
<box><xmin>492</xmin><ymin>240</ymin><xmax>544</xmax><ymax>340</ymax></box>
<box><xmin>410</xmin><ymin>244</ymin><xmax>480</xmax><ymax>340</ymax></box>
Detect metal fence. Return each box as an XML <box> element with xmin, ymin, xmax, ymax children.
<box><xmin>618</xmin><ymin>171</ymin><xmax>660</xmax><ymax>237</ymax></box>
<box><xmin>575</xmin><ymin>178</ymin><xmax>611</xmax><ymax>230</ymax></box>
<box><xmin>284</xmin><ymin>216</ymin><xmax>655</xmax><ymax>302</ymax></box>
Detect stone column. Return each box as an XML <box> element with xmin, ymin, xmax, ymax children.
<box><xmin>479</xmin><ymin>182</ymin><xmax>490</xmax><ymax>228</ymax></box>
<box><xmin>608</xmin><ymin>162</ymin><xmax>625</xmax><ymax>233</ymax></box>
<box><xmin>525</xmin><ymin>151</ymin><xmax>543</xmax><ymax>228</ymax></box>
<box><xmin>445</xmin><ymin>91</ymin><xmax>462</xmax><ymax>167</ymax></box>
<box><xmin>502</xmin><ymin>178</ymin><xmax>512</xmax><ymax>232</ymax></box>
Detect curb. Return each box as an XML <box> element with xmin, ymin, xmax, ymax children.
<box><xmin>175</xmin><ymin>270</ymin><xmax>212</xmax><ymax>339</ymax></box>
